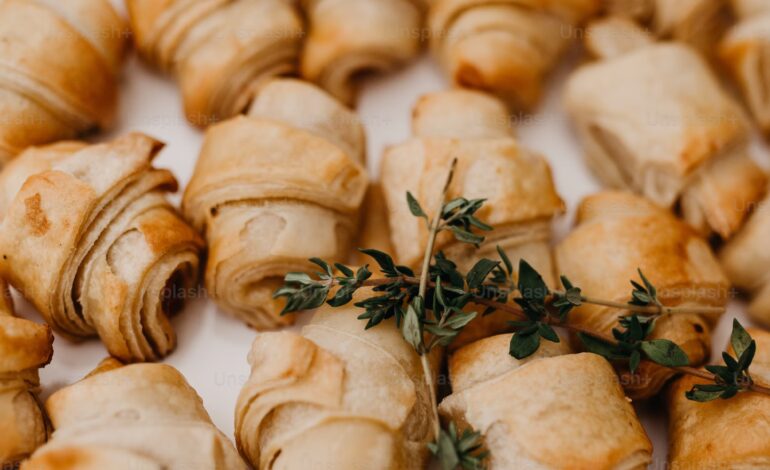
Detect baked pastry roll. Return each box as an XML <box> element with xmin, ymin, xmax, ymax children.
<box><xmin>301</xmin><ymin>0</ymin><xmax>425</xmax><ymax>105</ymax></box>
<box><xmin>0</xmin><ymin>133</ymin><xmax>203</xmax><ymax>362</ymax></box>
<box><xmin>439</xmin><ymin>334</ymin><xmax>653</xmax><ymax>469</ymax></box>
<box><xmin>126</xmin><ymin>0</ymin><xmax>304</xmax><ymax>126</ymax></box>
<box><xmin>22</xmin><ymin>358</ymin><xmax>246</xmax><ymax>470</ymax></box>
<box><xmin>666</xmin><ymin>327</ymin><xmax>770</xmax><ymax>468</ymax></box>
<box><xmin>234</xmin><ymin>294</ymin><xmax>437</xmax><ymax>470</ymax></box>
<box><xmin>428</xmin><ymin>0</ymin><xmax>600</xmax><ymax>110</ymax></box>
<box><xmin>0</xmin><ymin>0</ymin><xmax>125</xmax><ymax>163</ymax></box>
<box><xmin>183</xmin><ymin>79</ymin><xmax>368</xmax><ymax>329</ymax></box>
<box><xmin>0</xmin><ymin>280</ymin><xmax>52</xmax><ymax>465</ymax></box>
<box><xmin>381</xmin><ymin>89</ymin><xmax>564</xmax><ymax>346</ymax></box>
<box><xmin>565</xmin><ymin>33</ymin><xmax>766</xmax><ymax>238</ymax></box>
<box><xmin>720</xmin><ymin>195</ymin><xmax>770</xmax><ymax>327</ymax></box>
<box><xmin>720</xmin><ymin>1</ymin><xmax>770</xmax><ymax>137</ymax></box>
<box><xmin>555</xmin><ymin>191</ymin><xmax>729</xmax><ymax>399</ymax></box>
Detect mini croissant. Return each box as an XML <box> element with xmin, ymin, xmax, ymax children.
<box><xmin>555</xmin><ymin>191</ymin><xmax>729</xmax><ymax>399</ymax></box>
<box><xmin>125</xmin><ymin>0</ymin><xmax>304</xmax><ymax>126</ymax></box>
<box><xmin>439</xmin><ymin>334</ymin><xmax>653</xmax><ymax>469</ymax></box>
<box><xmin>183</xmin><ymin>79</ymin><xmax>368</xmax><ymax>329</ymax></box>
<box><xmin>428</xmin><ymin>0</ymin><xmax>600</xmax><ymax>110</ymax></box>
<box><xmin>301</xmin><ymin>0</ymin><xmax>426</xmax><ymax>104</ymax></box>
<box><xmin>0</xmin><ymin>280</ymin><xmax>52</xmax><ymax>465</ymax></box>
<box><xmin>720</xmin><ymin>0</ymin><xmax>770</xmax><ymax>137</ymax></box>
<box><xmin>0</xmin><ymin>0</ymin><xmax>125</xmax><ymax>163</ymax></box>
<box><xmin>566</xmin><ymin>21</ymin><xmax>767</xmax><ymax>238</ymax></box>
<box><xmin>380</xmin><ymin>89</ymin><xmax>564</xmax><ymax>346</ymax></box>
<box><xmin>235</xmin><ymin>293</ymin><xmax>437</xmax><ymax>469</ymax></box>
<box><xmin>0</xmin><ymin>134</ymin><xmax>203</xmax><ymax>362</ymax></box>
<box><xmin>22</xmin><ymin>358</ymin><xmax>247</xmax><ymax>470</ymax></box>
<box><xmin>666</xmin><ymin>327</ymin><xmax>770</xmax><ymax>467</ymax></box>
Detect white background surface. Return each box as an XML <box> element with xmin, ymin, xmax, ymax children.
<box><xmin>18</xmin><ymin>2</ymin><xmax>769</xmax><ymax>468</ymax></box>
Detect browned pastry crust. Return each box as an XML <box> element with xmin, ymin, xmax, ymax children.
<box><xmin>0</xmin><ymin>134</ymin><xmax>203</xmax><ymax>362</ymax></box>
<box><xmin>0</xmin><ymin>0</ymin><xmax>126</xmax><ymax>163</ymax></box>
<box><xmin>183</xmin><ymin>79</ymin><xmax>368</xmax><ymax>329</ymax></box>
<box><xmin>555</xmin><ymin>191</ymin><xmax>729</xmax><ymax>399</ymax></box>
<box><xmin>126</xmin><ymin>0</ymin><xmax>304</xmax><ymax>126</ymax></box>
<box><xmin>22</xmin><ymin>359</ymin><xmax>246</xmax><ymax>469</ymax></box>
<box><xmin>666</xmin><ymin>327</ymin><xmax>770</xmax><ymax>468</ymax></box>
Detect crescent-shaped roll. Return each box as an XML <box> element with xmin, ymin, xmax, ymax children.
<box><xmin>720</xmin><ymin>196</ymin><xmax>770</xmax><ymax>327</ymax></box>
<box><xmin>0</xmin><ymin>133</ymin><xmax>203</xmax><ymax>363</ymax></box>
<box><xmin>565</xmin><ymin>28</ymin><xmax>767</xmax><ymax>238</ymax></box>
<box><xmin>301</xmin><ymin>0</ymin><xmax>425</xmax><ymax>105</ymax></box>
<box><xmin>0</xmin><ymin>0</ymin><xmax>126</xmax><ymax>163</ymax></box>
<box><xmin>720</xmin><ymin>1</ymin><xmax>770</xmax><ymax>137</ymax></box>
<box><xmin>182</xmin><ymin>79</ymin><xmax>368</xmax><ymax>329</ymax></box>
<box><xmin>666</xmin><ymin>327</ymin><xmax>770</xmax><ymax>468</ymax></box>
<box><xmin>234</xmin><ymin>292</ymin><xmax>437</xmax><ymax>470</ymax></box>
<box><xmin>380</xmin><ymin>89</ymin><xmax>564</xmax><ymax>346</ymax></box>
<box><xmin>0</xmin><ymin>279</ymin><xmax>53</xmax><ymax>465</ymax></box>
<box><xmin>125</xmin><ymin>0</ymin><xmax>304</xmax><ymax>126</ymax></box>
<box><xmin>439</xmin><ymin>334</ymin><xmax>653</xmax><ymax>469</ymax></box>
<box><xmin>22</xmin><ymin>358</ymin><xmax>247</xmax><ymax>470</ymax></box>
<box><xmin>555</xmin><ymin>191</ymin><xmax>729</xmax><ymax>399</ymax></box>
<box><xmin>428</xmin><ymin>0</ymin><xmax>600</xmax><ymax>111</ymax></box>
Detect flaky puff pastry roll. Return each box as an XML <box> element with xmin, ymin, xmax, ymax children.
<box><xmin>183</xmin><ymin>79</ymin><xmax>368</xmax><ymax>329</ymax></box>
<box><xmin>0</xmin><ymin>134</ymin><xmax>203</xmax><ymax>363</ymax></box>
<box><xmin>666</xmin><ymin>327</ymin><xmax>770</xmax><ymax>468</ymax></box>
<box><xmin>0</xmin><ymin>0</ymin><xmax>126</xmax><ymax>164</ymax></box>
<box><xmin>301</xmin><ymin>0</ymin><xmax>426</xmax><ymax>105</ymax></box>
<box><xmin>22</xmin><ymin>358</ymin><xmax>247</xmax><ymax>470</ymax></box>
<box><xmin>428</xmin><ymin>0</ymin><xmax>600</xmax><ymax>111</ymax></box>
<box><xmin>0</xmin><ymin>280</ymin><xmax>53</xmax><ymax>465</ymax></box>
<box><xmin>720</xmin><ymin>1</ymin><xmax>770</xmax><ymax>137</ymax></box>
<box><xmin>439</xmin><ymin>334</ymin><xmax>653</xmax><ymax>469</ymax></box>
<box><xmin>235</xmin><ymin>292</ymin><xmax>438</xmax><ymax>470</ymax></box>
<box><xmin>126</xmin><ymin>0</ymin><xmax>304</xmax><ymax>126</ymax></box>
<box><xmin>565</xmin><ymin>24</ymin><xmax>766</xmax><ymax>238</ymax></box>
<box><xmin>380</xmin><ymin>89</ymin><xmax>564</xmax><ymax>346</ymax></box>
<box><xmin>556</xmin><ymin>191</ymin><xmax>729</xmax><ymax>399</ymax></box>
<box><xmin>720</xmin><ymin>195</ymin><xmax>770</xmax><ymax>327</ymax></box>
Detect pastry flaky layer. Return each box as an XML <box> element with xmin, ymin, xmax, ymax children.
<box><xmin>0</xmin><ymin>279</ymin><xmax>53</xmax><ymax>466</ymax></box>
<box><xmin>183</xmin><ymin>79</ymin><xmax>368</xmax><ymax>330</ymax></box>
<box><xmin>126</xmin><ymin>0</ymin><xmax>304</xmax><ymax>127</ymax></box>
<box><xmin>556</xmin><ymin>191</ymin><xmax>729</xmax><ymax>399</ymax></box>
<box><xmin>22</xmin><ymin>359</ymin><xmax>247</xmax><ymax>470</ymax></box>
<box><xmin>235</xmin><ymin>288</ymin><xmax>437</xmax><ymax>470</ymax></box>
<box><xmin>667</xmin><ymin>327</ymin><xmax>770</xmax><ymax>468</ymax></box>
<box><xmin>0</xmin><ymin>0</ymin><xmax>126</xmax><ymax>164</ymax></box>
<box><xmin>565</xmin><ymin>30</ymin><xmax>767</xmax><ymax>239</ymax></box>
<box><xmin>439</xmin><ymin>334</ymin><xmax>653</xmax><ymax>469</ymax></box>
<box><xmin>428</xmin><ymin>0</ymin><xmax>600</xmax><ymax>111</ymax></box>
<box><xmin>380</xmin><ymin>89</ymin><xmax>564</xmax><ymax>347</ymax></box>
<box><xmin>0</xmin><ymin>133</ymin><xmax>203</xmax><ymax>363</ymax></box>
<box><xmin>301</xmin><ymin>0</ymin><xmax>426</xmax><ymax>105</ymax></box>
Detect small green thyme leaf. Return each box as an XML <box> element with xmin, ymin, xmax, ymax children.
<box><xmin>640</xmin><ymin>340</ymin><xmax>690</xmax><ymax>368</ymax></box>
<box><xmin>407</xmin><ymin>191</ymin><xmax>428</xmax><ymax>220</ymax></box>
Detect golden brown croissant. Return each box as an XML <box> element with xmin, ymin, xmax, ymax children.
<box><xmin>235</xmin><ymin>292</ymin><xmax>437</xmax><ymax>470</ymax></box>
<box><xmin>380</xmin><ymin>89</ymin><xmax>564</xmax><ymax>346</ymax></box>
<box><xmin>125</xmin><ymin>0</ymin><xmax>304</xmax><ymax>126</ymax></box>
<box><xmin>720</xmin><ymin>0</ymin><xmax>770</xmax><ymax>137</ymax></box>
<box><xmin>0</xmin><ymin>280</ymin><xmax>52</xmax><ymax>466</ymax></box>
<box><xmin>428</xmin><ymin>0</ymin><xmax>600</xmax><ymax>110</ymax></box>
<box><xmin>565</xmin><ymin>24</ymin><xmax>767</xmax><ymax>238</ymax></box>
<box><xmin>555</xmin><ymin>191</ymin><xmax>729</xmax><ymax>399</ymax></box>
<box><xmin>0</xmin><ymin>0</ymin><xmax>126</xmax><ymax>163</ymax></box>
<box><xmin>439</xmin><ymin>334</ymin><xmax>653</xmax><ymax>469</ymax></box>
<box><xmin>666</xmin><ymin>327</ymin><xmax>770</xmax><ymax>468</ymax></box>
<box><xmin>301</xmin><ymin>0</ymin><xmax>426</xmax><ymax>105</ymax></box>
<box><xmin>0</xmin><ymin>133</ymin><xmax>203</xmax><ymax>362</ymax></box>
<box><xmin>182</xmin><ymin>79</ymin><xmax>368</xmax><ymax>329</ymax></box>
<box><xmin>22</xmin><ymin>358</ymin><xmax>246</xmax><ymax>470</ymax></box>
